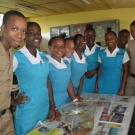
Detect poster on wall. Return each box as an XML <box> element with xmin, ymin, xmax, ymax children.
<box><xmin>105</xmin><ymin>20</ymin><xmax>119</xmax><ymax>36</ymax></box>
<box><xmin>93</xmin><ymin>21</ymin><xmax>105</xmax><ymax>45</ymax></box>
<box><xmin>93</xmin><ymin>21</ymin><xmax>105</xmax><ymax>38</ymax></box>
<box><xmin>70</xmin><ymin>24</ymin><xmax>81</xmax><ymax>37</ymax></box>
<box><xmin>50</xmin><ymin>19</ymin><xmax>119</xmax><ymax>45</ymax></box>
<box><xmin>50</xmin><ymin>27</ymin><xmax>60</xmax><ymax>37</ymax></box>
<box><xmin>60</xmin><ymin>25</ymin><xmax>70</xmax><ymax>37</ymax></box>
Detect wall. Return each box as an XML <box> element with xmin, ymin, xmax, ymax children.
<box><xmin>28</xmin><ymin>7</ymin><xmax>135</xmax><ymax>52</ymax></box>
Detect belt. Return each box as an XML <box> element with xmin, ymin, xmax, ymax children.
<box><xmin>131</xmin><ymin>74</ymin><xmax>135</xmax><ymax>79</ymax></box>
<box><xmin>0</xmin><ymin>109</ymin><xmax>6</xmax><ymax>117</ymax></box>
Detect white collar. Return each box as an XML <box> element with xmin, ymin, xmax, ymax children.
<box><xmin>73</xmin><ymin>51</ymin><xmax>86</xmax><ymax>63</ymax></box>
<box><xmin>63</xmin><ymin>56</ymin><xmax>71</xmax><ymax>63</ymax></box>
<box><xmin>84</xmin><ymin>43</ymin><xmax>99</xmax><ymax>56</ymax></box>
<box><xmin>46</xmin><ymin>55</ymin><xmax>67</xmax><ymax>69</ymax></box>
<box><xmin>18</xmin><ymin>45</ymin><xmax>44</xmax><ymax>64</ymax></box>
<box><xmin>19</xmin><ymin>45</ymin><xmax>40</xmax><ymax>55</ymax></box>
<box><xmin>104</xmin><ymin>46</ymin><xmax>119</xmax><ymax>57</ymax></box>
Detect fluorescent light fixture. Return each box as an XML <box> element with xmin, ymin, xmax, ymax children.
<box><xmin>15</xmin><ymin>4</ymin><xmax>36</xmax><ymax>12</ymax></box>
<box><xmin>81</xmin><ymin>0</ymin><xmax>90</xmax><ymax>5</ymax></box>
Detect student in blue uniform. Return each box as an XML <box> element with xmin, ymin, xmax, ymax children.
<box><xmin>81</xmin><ymin>24</ymin><xmax>100</xmax><ymax>93</ymax></box>
<box><xmin>63</xmin><ymin>37</ymin><xmax>75</xmax><ymax>63</ymax></box>
<box><xmin>70</xmin><ymin>34</ymin><xmax>87</xmax><ymax>98</ymax></box>
<box><xmin>96</xmin><ymin>31</ymin><xmax>129</xmax><ymax>95</ymax></box>
<box><xmin>46</xmin><ymin>36</ymin><xmax>77</xmax><ymax>110</ymax></box>
<box><xmin>13</xmin><ymin>22</ymin><xmax>55</xmax><ymax>135</ymax></box>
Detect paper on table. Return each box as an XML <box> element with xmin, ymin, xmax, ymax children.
<box><xmin>42</xmin><ymin>120</ymin><xmax>62</xmax><ymax>129</ymax></box>
<box><xmin>26</xmin><ymin>126</ymin><xmax>62</xmax><ymax>135</ymax></box>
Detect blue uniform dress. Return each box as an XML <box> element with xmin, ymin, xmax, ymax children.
<box><xmin>46</xmin><ymin>55</ymin><xmax>71</xmax><ymax>109</ymax></box>
<box><xmin>14</xmin><ymin>51</ymin><xmax>49</xmax><ymax>135</ymax></box>
<box><xmin>98</xmin><ymin>48</ymin><xmax>126</xmax><ymax>94</ymax></box>
<box><xmin>71</xmin><ymin>52</ymin><xmax>87</xmax><ymax>94</ymax></box>
<box><xmin>81</xmin><ymin>44</ymin><xmax>100</xmax><ymax>93</ymax></box>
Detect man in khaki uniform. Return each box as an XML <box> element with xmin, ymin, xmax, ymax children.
<box><xmin>125</xmin><ymin>21</ymin><xmax>135</xmax><ymax>96</ymax></box>
<box><xmin>0</xmin><ymin>10</ymin><xmax>27</xmax><ymax>135</ymax></box>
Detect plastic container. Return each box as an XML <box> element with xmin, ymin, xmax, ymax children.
<box><xmin>59</xmin><ymin>102</ymin><xmax>95</xmax><ymax>135</ymax></box>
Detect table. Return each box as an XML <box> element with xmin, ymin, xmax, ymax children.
<box><xmin>81</xmin><ymin>93</ymin><xmax>135</xmax><ymax>135</ymax></box>
<box><xmin>27</xmin><ymin>93</ymin><xmax>135</xmax><ymax>135</ymax></box>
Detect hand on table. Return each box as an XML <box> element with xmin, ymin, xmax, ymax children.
<box><xmin>75</xmin><ymin>94</ymin><xmax>84</xmax><ymax>101</ymax></box>
<box><xmin>46</xmin><ymin>109</ymin><xmax>55</xmax><ymax>122</ymax></box>
<box><xmin>55</xmin><ymin>109</ymin><xmax>61</xmax><ymax>121</ymax></box>
<box><xmin>118</xmin><ymin>89</ymin><xmax>124</xmax><ymax>96</ymax></box>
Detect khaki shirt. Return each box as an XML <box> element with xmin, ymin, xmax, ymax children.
<box><xmin>0</xmin><ymin>42</ymin><xmax>13</xmax><ymax>111</ymax></box>
<box><xmin>128</xmin><ymin>40</ymin><xmax>135</xmax><ymax>74</ymax></box>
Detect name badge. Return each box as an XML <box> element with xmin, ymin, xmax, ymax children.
<box><xmin>116</xmin><ymin>53</ymin><xmax>124</xmax><ymax>56</ymax></box>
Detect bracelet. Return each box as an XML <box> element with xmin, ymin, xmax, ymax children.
<box><xmin>55</xmin><ymin>108</ymin><xmax>58</xmax><ymax>110</ymax></box>
<box><xmin>72</xmin><ymin>98</ymin><xmax>78</xmax><ymax>102</ymax></box>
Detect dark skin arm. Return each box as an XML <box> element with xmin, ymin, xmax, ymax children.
<box><xmin>85</xmin><ymin>68</ymin><xmax>97</xmax><ymax>78</ymax></box>
<box><xmin>95</xmin><ymin>62</ymin><xmax>102</xmax><ymax>93</ymax></box>
<box><xmin>118</xmin><ymin>61</ymin><xmax>129</xmax><ymax>96</ymax></box>
<box><xmin>11</xmin><ymin>92</ymin><xmax>29</xmax><ymax>106</ymax></box>
<box><xmin>67</xmin><ymin>79</ymin><xmax>76</xmax><ymax>101</ymax></box>
<box><xmin>76</xmin><ymin>76</ymin><xmax>84</xmax><ymax>101</ymax></box>
<box><xmin>46</xmin><ymin>77</ymin><xmax>55</xmax><ymax>121</ymax></box>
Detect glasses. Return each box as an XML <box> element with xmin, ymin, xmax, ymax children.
<box><xmin>76</xmin><ymin>41</ymin><xmax>86</xmax><ymax>45</ymax></box>
<box><xmin>52</xmin><ymin>45</ymin><xmax>65</xmax><ymax>49</ymax></box>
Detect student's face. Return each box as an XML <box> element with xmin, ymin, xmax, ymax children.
<box><xmin>65</xmin><ymin>40</ymin><xmax>74</xmax><ymax>58</ymax></box>
<box><xmin>130</xmin><ymin>25</ymin><xmax>135</xmax><ymax>39</ymax></box>
<box><xmin>25</xmin><ymin>24</ymin><xmax>42</xmax><ymax>48</ymax></box>
<box><xmin>1</xmin><ymin>15</ymin><xmax>27</xmax><ymax>48</ymax></box>
<box><xmin>85</xmin><ymin>30</ymin><xmax>96</xmax><ymax>45</ymax></box>
<box><xmin>49</xmin><ymin>38</ymin><xmax>65</xmax><ymax>60</ymax></box>
<box><xmin>105</xmin><ymin>33</ymin><xmax>117</xmax><ymax>48</ymax></box>
<box><xmin>118</xmin><ymin>32</ymin><xmax>130</xmax><ymax>48</ymax></box>
<box><xmin>75</xmin><ymin>36</ymin><xmax>85</xmax><ymax>51</ymax></box>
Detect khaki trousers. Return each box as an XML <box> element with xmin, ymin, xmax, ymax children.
<box><xmin>125</xmin><ymin>76</ymin><xmax>135</xmax><ymax>96</ymax></box>
<box><xmin>0</xmin><ymin>109</ymin><xmax>15</xmax><ymax>135</ymax></box>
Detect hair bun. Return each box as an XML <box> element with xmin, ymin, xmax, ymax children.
<box><xmin>107</xmin><ymin>27</ymin><xmax>112</xmax><ymax>32</ymax></box>
<box><xmin>59</xmin><ymin>33</ymin><xmax>67</xmax><ymax>40</ymax></box>
<box><xmin>86</xmin><ymin>24</ymin><xmax>93</xmax><ymax>29</ymax></box>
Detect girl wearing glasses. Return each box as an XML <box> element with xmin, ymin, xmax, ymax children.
<box><xmin>68</xmin><ymin>34</ymin><xmax>87</xmax><ymax>100</ymax></box>
<box><xmin>46</xmin><ymin>36</ymin><xmax>76</xmax><ymax>118</ymax></box>
<box><xmin>81</xmin><ymin>24</ymin><xmax>100</xmax><ymax>93</ymax></box>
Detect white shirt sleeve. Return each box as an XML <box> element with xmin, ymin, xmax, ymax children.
<box><xmin>13</xmin><ymin>56</ymin><xmax>18</xmax><ymax>72</ymax></box>
<box><xmin>123</xmin><ymin>51</ymin><xmax>130</xmax><ymax>64</ymax></box>
<box><xmin>98</xmin><ymin>55</ymin><xmax>102</xmax><ymax>63</ymax></box>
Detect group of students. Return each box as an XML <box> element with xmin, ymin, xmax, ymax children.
<box><xmin>0</xmin><ymin>9</ymin><xmax>135</xmax><ymax>135</ymax></box>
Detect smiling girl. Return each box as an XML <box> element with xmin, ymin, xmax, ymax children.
<box><xmin>13</xmin><ymin>22</ymin><xmax>55</xmax><ymax>134</ymax></box>
<box><xmin>96</xmin><ymin>31</ymin><xmax>129</xmax><ymax>95</ymax></box>
<box><xmin>46</xmin><ymin>36</ymin><xmax>76</xmax><ymax>110</ymax></box>
<box><xmin>69</xmin><ymin>34</ymin><xmax>87</xmax><ymax>99</ymax></box>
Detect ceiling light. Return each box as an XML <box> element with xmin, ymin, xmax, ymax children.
<box><xmin>81</xmin><ymin>0</ymin><xmax>90</xmax><ymax>5</ymax></box>
<box><xmin>15</xmin><ymin>4</ymin><xmax>36</xmax><ymax>12</ymax></box>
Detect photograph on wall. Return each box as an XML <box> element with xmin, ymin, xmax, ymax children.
<box><xmin>70</xmin><ymin>24</ymin><xmax>81</xmax><ymax>37</ymax></box>
<box><xmin>105</xmin><ymin>20</ymin><xmax>119</xmax><ymax>36</ymax></box>
<box><xmin>50</xmin><ymin>27</ymin><xmax>60</xmax><ymax>37</ymax></box>
<box><xmin>60</xmin><ymin>25</ymin><xmax>70</xmax><ymax>37</ymax></box>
